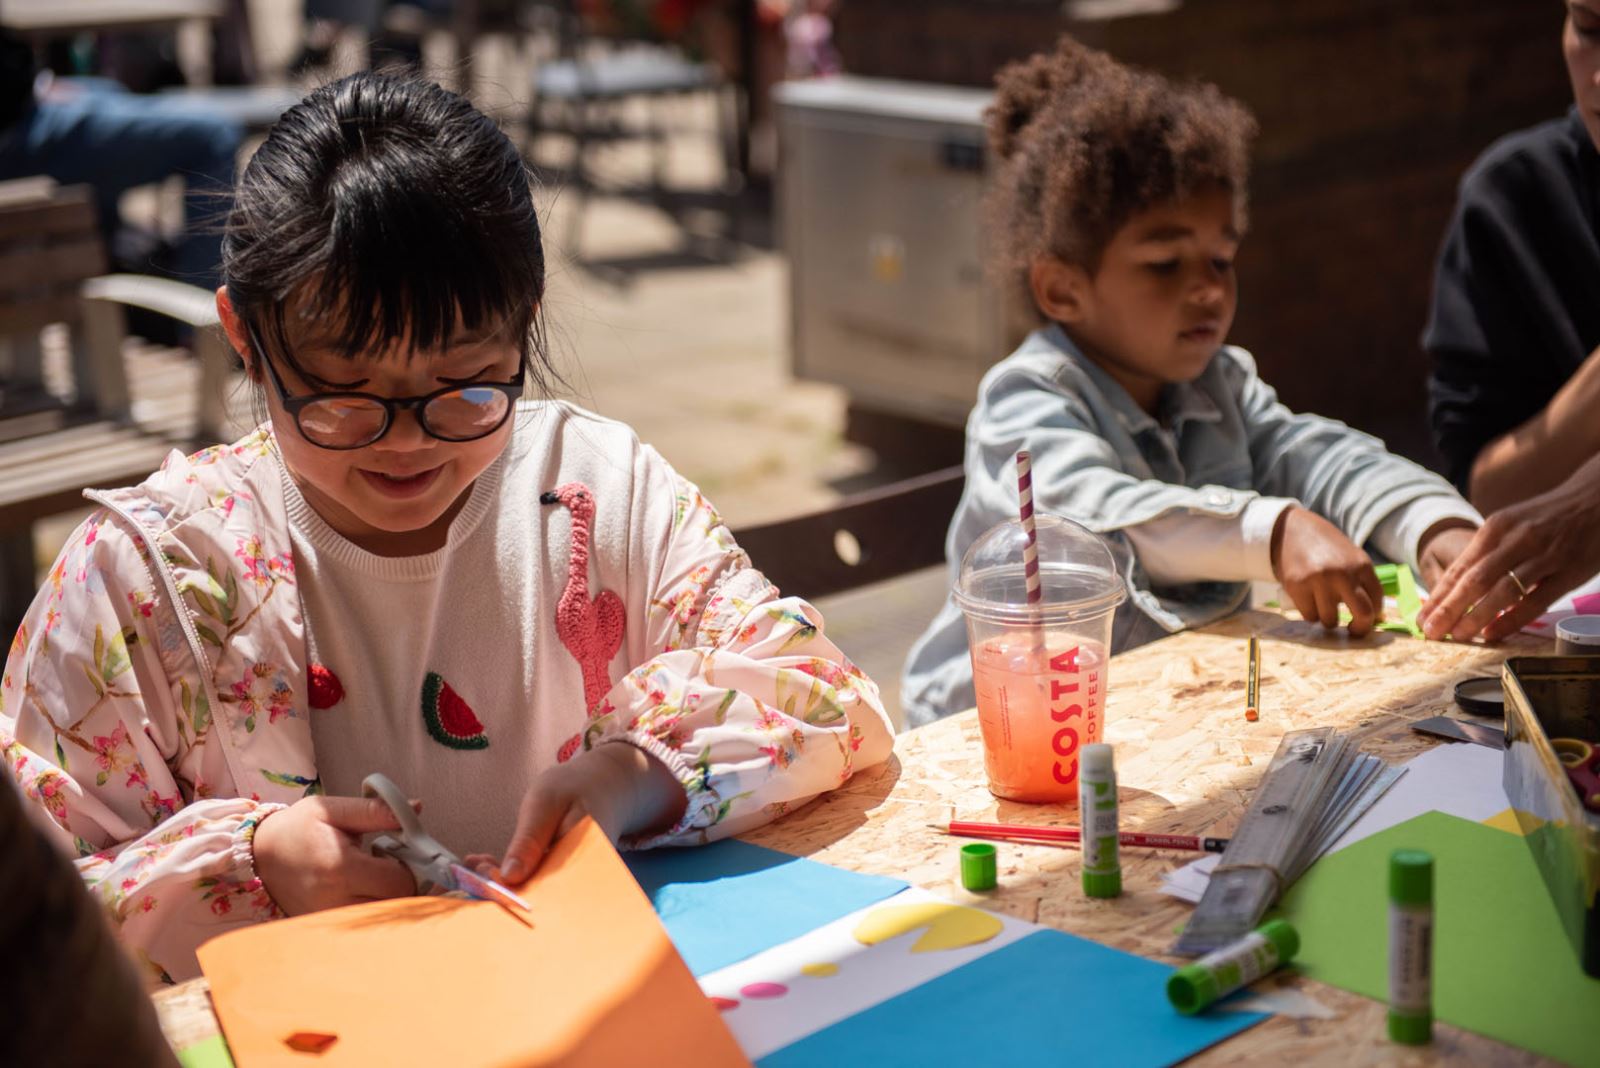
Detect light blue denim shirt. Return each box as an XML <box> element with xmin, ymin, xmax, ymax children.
<box><xmin>901</xmin><ymin>324</ymin><xmax>1471</xmax><ymax>727</ymax></box>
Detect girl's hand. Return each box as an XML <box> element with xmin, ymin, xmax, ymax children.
<box><xmin>252</xmin><ymin>796</ymin><xmax>418</xmax><ymax>916</ymax></box>
<box><xmin>476</xmin><ymin>744</ymin><xmax>687</xmax><ymax>886</ymax></box>
<box><xmin>1420</xmin><ymin>465</ymin><xmax>1600</xmax><ymax>643</ymax></box>
<box><xmin>1271</xmin><ymin>505</ymin><xmax>1384</xmax><ymax>637</ymax></box>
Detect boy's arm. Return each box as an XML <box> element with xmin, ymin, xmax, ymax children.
<box><xmin>977</xmin><ymin>367</ymin><xmax>1292</xmax><ymax>541</ymax></box>
<box><xmin>1230</xmin><ymin>350</ymin><xmax>1479</xmax><ymax>569</ymax></box>
<box><xmin>1120</xmin><ymin>498</ymin><xmax>1293</xmax><ymax>585</ymax></box>
<box><xmin>3</xmin><ymin>513</ymin><xmax>284</xmax><ymax>985</ymax></box>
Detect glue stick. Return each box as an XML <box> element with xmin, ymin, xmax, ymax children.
<box><xmin>1388</xmin><ymin>849</ymin><xmax>1434</xmax><ymax>1045</ymax></box>
<box><xmin>1079</xmin><ymin>743</ymin><xmax>1120</xmax><ymax>897</ymax></box>
<box><xmin>1167</xmin><ymin>919</ymin><xmax>1300</xmax><ymax>1015</ymax></box>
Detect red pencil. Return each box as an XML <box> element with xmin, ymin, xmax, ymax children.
<box><xmin>940</xmin><ymin>820</ymin><xmax>1229</xmax><ymax>854</ymax></box>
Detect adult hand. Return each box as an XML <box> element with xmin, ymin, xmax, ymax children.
<box><xmin>1414</xmin><ymin>519</ymin><xmax>1478</xmax><ymax>592</ymax></box>
<box><xmin>1271</xmin><ymin>505</ymin><xmax>1385</xmax><ymax>637</ymax></box>
<box><xmin>473</xmin><ymin>743</ymin><xmax>687</xmax><ymax>886</ymax></box>
<box><xmin>252</xmin><ymin>795</ymin><xmax>418</xmax><ymax>916</ymax></box>
<box><xmin>1420</xmin><ymin>460</ymin><xmax>1600</xmax><ymax>643</ymax></box>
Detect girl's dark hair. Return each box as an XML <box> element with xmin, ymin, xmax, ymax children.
<box><xmin>986</xmin><ymin>36</ymin><xmax>1257</xmax><ymax>296</ymax></box>
<box><xmin>223</xmin><ymin>72</ymin><xmax>554</xmax><ymax>390</ymax></box>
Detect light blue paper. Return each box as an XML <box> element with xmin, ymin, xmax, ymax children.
<box><xmin>625</xmin><ymin>839</ymin><xmax>909</xmax><ymax>976</ymax></box>
<box><xmin>759</xmin><ymin>929</ymin><xmax>1268</xmax><ymax>1067</ymax></box>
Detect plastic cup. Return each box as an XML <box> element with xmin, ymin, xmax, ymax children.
<box><xmin>953</xmin><ymin>513</ymin><xmax>1126</xmax><ymax>803</ymax></box>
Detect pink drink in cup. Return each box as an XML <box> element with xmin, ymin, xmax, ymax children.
<box><xmin>954</xmin><ymin>514</ymin><xmax>1125</xmax><ymax>803</ymax></box>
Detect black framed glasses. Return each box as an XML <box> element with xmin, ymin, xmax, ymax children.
<box><xmin>248</xmin><ymin>324</ymin><xmax>525</xmax><ymax>450</ymax></box>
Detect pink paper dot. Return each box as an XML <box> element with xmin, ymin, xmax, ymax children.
<box><xmin>709</xmin><ymin>996</ymin><xmax>739</xmax><ymax>1012</ymax></box>
<box><xmin>740</xmin><ymin>982</ymin><xmax>788</xmax><ymax>999</ymax></box>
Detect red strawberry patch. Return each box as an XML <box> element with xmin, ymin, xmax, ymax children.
<box><xmin>307</xmin><ymin>664</ymin><xmax>344</xmax><ymax>709</ymax></box>
<box><xmin>421</xmin><ymin>672</ymin><xmax>488</xmax><ymax>750</ymax></box>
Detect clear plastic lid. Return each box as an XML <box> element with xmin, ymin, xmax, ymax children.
<box><xmin>953</xmin><ymin>513</ymin><xmax>1126</xmax><ymax>624</ymax></box>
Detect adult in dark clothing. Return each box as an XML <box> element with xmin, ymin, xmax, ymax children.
<box><xmin>1424</xmin><ymin>109</ymin><xmax>1600</xmax><ymax>506</ymax></box>
<box><xmin>1421</xmin><ymin>0</ymin><xmax>1600</xmax><ymax>642</ymax></box>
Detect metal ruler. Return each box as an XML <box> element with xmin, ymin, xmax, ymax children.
<box><xmin>1173</xmin><ymin>727</ymin><xmax>1347</xmax><ymax>955</ymax></box>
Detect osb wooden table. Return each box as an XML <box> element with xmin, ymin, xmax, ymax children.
<box><xmin>154</xmin><ymin>610</ymin><xmax>1551</xmax><ymax>1064</ymax></box>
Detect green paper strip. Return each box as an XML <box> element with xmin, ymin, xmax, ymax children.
<box><xmin>175</xmin><ymin>1035</ymin><xmax>234</xmax><ymax>1068</ymax></box>
<box><xmin>1278</xmin><ymin>810</ymin><xmax>1600</xmax><ymax>1066</ymax></box>
<box><xmin>1335</xmin><ymin>563</ymin><xmax>1426</xmax><ymax>637</ymax></box>
<box><xmin>1374</xmin><ymin>563</ymin><xmax>1425</xmax><ymax>638</ymax></box>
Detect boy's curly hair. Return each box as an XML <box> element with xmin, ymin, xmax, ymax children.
<box><xmin>986</xmin><ymin>36</ymin><xmax>1257</xmax><ymax>291</ymax></box>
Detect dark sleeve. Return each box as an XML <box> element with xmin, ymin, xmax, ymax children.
<box><xmin>1424</xmin><ymin>146</ymin><xmax>1588</xmax><ymax>493</ymax></box>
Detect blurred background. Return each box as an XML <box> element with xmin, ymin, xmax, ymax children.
<box><xmin>0</xmin><ymin>0</ymin><xmax>1574</xmax><ymax>718</ymax></box>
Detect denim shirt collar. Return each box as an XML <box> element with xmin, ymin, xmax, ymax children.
<box><xmin>1040</xmin><ymin>322</ymin><xmax>1224</xmax><ymax>439</ymax></box>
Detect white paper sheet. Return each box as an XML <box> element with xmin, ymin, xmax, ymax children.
<box><xmin>1325</xmin><ymin>741</ymin><xmax>1508</xmax><ymax>853</ymax></box>
<box><xmin>698</xmin><ymin>886</ymin><xmax>1038</xmax><ymax>1059</ymax></box>
<box><xmin>1160</xmin><ymin>743</ymin><xmax>1510</xmax><ymax>904</ymax></box>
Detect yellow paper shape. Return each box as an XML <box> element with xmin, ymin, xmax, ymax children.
<box><xmin>1481</xmin><ymin>807</ymin><xmax>1529</xmax><ymax>836</ymax></box>
<box><xmin>198</xmin><ymin>818</ymin><xmax>750</xmax><ymax>1068</ymax></box>
<box><xmin>852</xmin><ymin>902</ymin><xmax>1003</xmax><ymax>953</ymax></box>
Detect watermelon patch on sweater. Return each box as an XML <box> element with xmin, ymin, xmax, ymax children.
<box><xmin>421</xmin><ymin>672</ymin><xmax>489</xmax><ymax>750</ymax></box>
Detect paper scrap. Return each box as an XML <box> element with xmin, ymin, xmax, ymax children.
<box><xmin>1224</xmin><ymin>986</ymin><xmax>1337</xmax><ymax>1020</ymax></box>
<box><xmin>852</xmin><ymin>901</ymin><xmax>1003</xmax><ymax>952</ymax></box>
<box><xmin>199</xmin><ymin>819</ymin><xmax>750</xmax><ymax>1067</ymax></box>
<box><xmin>283</xmin><ymin>1033</ymin><xmax>336</xmax><ymax>1054</ymax></box>
<box><xmin>1278</xmin><ymin>810</ymin><xmax>1600</xmax><ymax>1067</ymax></box>
<box><xmin>1525</xmin><ymin>570</ymin><xmax>1600</xmax><ymax>634</ymax></box>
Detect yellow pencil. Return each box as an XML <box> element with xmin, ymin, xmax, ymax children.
<box><xmin>1246</xmin><ymin>636</ymin><xmax>1260</xmax><ymax>722</ymax></box>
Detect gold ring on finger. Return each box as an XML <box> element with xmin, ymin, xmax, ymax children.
<box><xmin>1508</xmin><ymin>569</ymin><xmax>1529</xmax><ymax>597</ymax></box>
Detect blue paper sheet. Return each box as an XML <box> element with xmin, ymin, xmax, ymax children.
<box><xmin>625</xmin><ymin>839</ymin><xmax>909</xmax><ymax>976</ymax></box>
<box><xmin>758</xmin><ymin>929</ymin><xmax>1268</xmax><ymax>1068</ymax></box>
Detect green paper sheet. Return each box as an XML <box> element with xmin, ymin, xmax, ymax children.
<box><xmin>175</xmin><ymin>1034</ymin><xmax>234</xmax><ymax>1068</ymax></box>
<box><xmin>1278</xmin><ymin>810</ymin><xmax>1600</xmax><ymax>1066</ymax></box>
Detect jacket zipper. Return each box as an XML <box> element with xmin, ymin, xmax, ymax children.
<box><xmin>84</xmin><ymin>489</ymin><xmax>217</xmax><ymax>699</ymax></box>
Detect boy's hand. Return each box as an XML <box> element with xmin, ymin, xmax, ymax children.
<box><xmin>475</xmin><ymin>744</ymin><xmax>687</xmax><ymax>886</ymax></box>
<box><xmin>253</xmin><ymin>795</ymin><xmax>418</xmax><ymax>916</ymax></box>
<box><xmin>1414</xmin><ymin>519</ymin><xmax>1477</xmax><ymax>592</ymax></box>
<box><xmin>1271</xmin><ymin>506</ymin><xmax>1384</xmax><ymax>637</ymax></box>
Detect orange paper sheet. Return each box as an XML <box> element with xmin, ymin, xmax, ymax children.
<box><xmin>198</xmin><ymin>818</ymin><xmax>751</xmax><ymax>1068</ymax></box>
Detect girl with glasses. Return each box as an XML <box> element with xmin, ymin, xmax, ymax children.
<box><xmin>0</xmin><ymin>72</ymin><xmax>893</xmax><ymax>983</ymax></box>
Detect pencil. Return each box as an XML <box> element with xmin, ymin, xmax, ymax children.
<box><xmin>1246</xmin><ymin>635</ymin><xmax>1260</xmax><ymax>722</ymax></box>
<box><xmin>938</xmin><ymin>820</ymin><xmax>1229</xmax><ymax>854</ymax></box>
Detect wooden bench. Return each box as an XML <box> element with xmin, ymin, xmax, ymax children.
<box><xmin>732</xmin><ymin>465</ymin><xmax>965</xmax><ymax>599</ymax></box>
<box><xmin>0</xmin><ymin>180</ymin><xmax>235</xmax><ymax>637</ymax></box>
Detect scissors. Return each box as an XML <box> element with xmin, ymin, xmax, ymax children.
<box><xmin>361</xmin><ymin>773</ymin><xmax>534</xmax><ymax>922</ymax></box>
<box><xmin>1551</xmin><ymin>739</ymin><xmax>1600</xmax><ymax>815</ymax></box>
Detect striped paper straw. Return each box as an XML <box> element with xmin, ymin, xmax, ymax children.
<box><xmin>1017</xmin><ymin>450</ymin><xmax>1041</xmax><ymax>606</ymax></box>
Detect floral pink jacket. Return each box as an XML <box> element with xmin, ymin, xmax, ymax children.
<box><xmin>1</xmin><ymin>424</ymin><xmax>894</xmax><ymax>983</ymax></box>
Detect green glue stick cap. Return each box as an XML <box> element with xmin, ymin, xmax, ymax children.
<box><xmin>1082</xmin><ymin>868</ymin><xmax>1121</xmax><ymax>898</ymax></box>
<box><xmin>1166</xmin><ymin>920</ymin><xmax>1300</xmax><ymax>1016</ymax></box>
<box><xmin>1390</xmin><ymin>849</ymin><xmax>1433</xmax><ymax>905</ymax></box>
<box><xmin>1389</xmin><ymin>1011</ymin><xmax>1434</xmax><ymax>1046</ymax></box>
<box><xmin>960</xmin><ymin>842</ymin><xmax>997</xmax><ymax>891</ymax></box>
